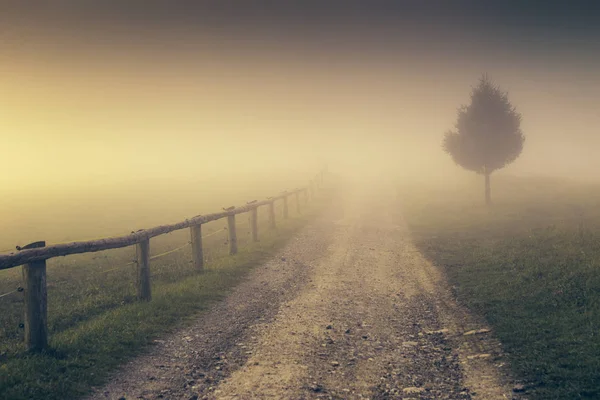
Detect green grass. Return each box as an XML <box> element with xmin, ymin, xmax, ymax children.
<box><xmin>0</xmin><ymin>193</ymin><xmax>331</xmax><ymax>400</ymax></box>
<box><xmin>401</xmin><ymin>175</ymin><xmax>600</xmax><ymax>399</ymax></box>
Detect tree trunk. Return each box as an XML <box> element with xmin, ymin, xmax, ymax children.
<box><xmin>484</xmin><ymin>171</ymin><xmax>491</xmax><ymax>206</ymax></box>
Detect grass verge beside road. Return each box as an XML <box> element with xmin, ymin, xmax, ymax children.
<box><xmin>402</xmin><ymin>176</ymin><xmax>600</xmax><ymax>399</ymax></box>
<box><xmin>0</xmin><ymin>194</ymin><xmax>331</xmax><ymax>400</ymax></box>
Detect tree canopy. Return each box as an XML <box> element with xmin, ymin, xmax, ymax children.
<box><xmin>443</xmin><ymin>75</ymin><xmax>525</xmax><ymax>175</ymax></box>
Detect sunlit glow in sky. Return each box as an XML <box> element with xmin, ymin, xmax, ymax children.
<box><xmin>1</xmin><ymin>2</ymin><xmax>600</xmax><ymax>191</ymax></box>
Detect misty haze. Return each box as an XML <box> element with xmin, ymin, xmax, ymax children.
<box><xmin>1</xmin><ymin>3</ymin><xmax>600</xmax><ymax>400</ymax></box>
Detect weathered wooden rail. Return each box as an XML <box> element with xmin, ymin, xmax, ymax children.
<box><xmin>0</xmin><ymin>172</ymin><xmax>325</xmax><ymax>351</ymax></box>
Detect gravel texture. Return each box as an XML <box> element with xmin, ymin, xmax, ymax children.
<box><xmin>88</xmin><ymin>186</ymin><xmax>521</xmax><ymax>400</ymax></box>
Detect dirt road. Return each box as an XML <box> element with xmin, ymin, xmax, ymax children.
<box><xmin>90</xmin><ymin>186</ymin><xmax>519</xmax><ymax>400</ymax></box>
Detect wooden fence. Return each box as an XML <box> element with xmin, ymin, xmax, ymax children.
<box><xmin>0</xmin><ymin>170</ymin><xmax>326</xmax><ymax>351</ymax></box>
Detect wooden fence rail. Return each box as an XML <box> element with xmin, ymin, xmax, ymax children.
<box><xmin>0</xmin><ymin>172</ymin><xmax>325</xmax><ymax>351</ymax></box>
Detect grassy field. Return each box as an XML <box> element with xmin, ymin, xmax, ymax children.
<box><xmin>0</xmin><ymin>188</ymin><xmax>330</xmax><ymax>400</ymax></box>
<box><xmin>401</xmin><ymin>175</ymin><xmax>600</xmax><ymax>399</ymax></box>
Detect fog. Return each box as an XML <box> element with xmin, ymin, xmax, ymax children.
<box><xmin>1</xmin><ymin>3</ymin><xmax>599</xmax><ymax>247</ymax></box>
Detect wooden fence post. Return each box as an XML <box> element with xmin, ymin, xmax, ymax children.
<box><xmin>190</xmin><ymin>224</ymin><xmax>204</xmax><ymax>271</ymax></box>
<box><xmin>227</xmin><ymin>213</ymin><xmax>238</xmax><ymax>255</ymax></box>
<box><xmin>22</xmin><ymin>241</ymin><xmax>47</xmax><ymax>351</ymax></box>
<box><xmin>250</xmin><ymin>207</ymin><xmax>259</xmax><ymax>242</ymax></box>
<box><xmin>283</xmin><ymin>195</ymin><xmax>289</xmax><ymax>219</ymax></box>
<box><xmin>295</xmin><ymin>191</ymin><xmax>301</xmax><ymax>214</ymax></box>
<box><xmin>136</xmin><ymin>238</ymin><xmax>151</xmax><ymax>301</ymax></box>
<box><xmin>269</xmin><ymin>201</ymin><xmax>276</xmax><ymax>229</ymax></box>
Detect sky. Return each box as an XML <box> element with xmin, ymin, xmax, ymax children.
<box><xmin>1</xmin><ymin>1</ymin><xmax>600</xmax><ymax>194</ymax></box>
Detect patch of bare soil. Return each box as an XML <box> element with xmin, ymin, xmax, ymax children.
<box><xmin>89</xmin><ymin>187</ymin><xmax>522</xmax><ymax>400</ymax></box>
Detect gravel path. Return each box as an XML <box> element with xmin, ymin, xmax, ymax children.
<box><xmin>89</xmin><ymin>186</ymin><xmax>521</xmax><ymax>400</ymax></box>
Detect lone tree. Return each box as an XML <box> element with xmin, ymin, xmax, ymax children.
<box><xmin>443</xmin><ymin>75</ymin><xmax>525</xmax><ymax>205</ymax></box>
